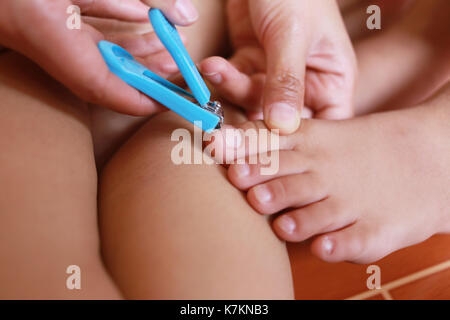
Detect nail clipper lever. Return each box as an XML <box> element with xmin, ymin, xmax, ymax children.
<box><xmin>98</xmin><ymin>8</ymin><xmax>223</xmax><ymax>132</ymax></box>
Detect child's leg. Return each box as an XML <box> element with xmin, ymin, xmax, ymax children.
<box><xmin>339</xmin><ymin>0</ymin><xmax>414</xmax><ymax>41</ymax></box>
<box><xmin>0</xmin><ymin>52</ymin><xmax>120</xmax><ymax>299</ymax></box>
<box><xmin>353</xmin><ymin>0</ymin><xmax>450</xmax><ymax>115</ymax></box>
<box><xmin>99</xmin><ymin>109</ymin><xmax>294</xmax><ymax>299</ymax></box>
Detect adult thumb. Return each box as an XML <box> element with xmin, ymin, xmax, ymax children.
<box><xmin>253</xmin><ymin>4</ymin><xmax>307</xmax><ymax>134</ymax></box>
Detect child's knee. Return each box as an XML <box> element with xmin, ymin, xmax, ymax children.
<box><xmin>98</xmin><ymin>112</ymin><xmax>294</xmax><ymax>298</ymax></box>
<box><xmin>99</xmin><ymin>111</ymin><xmax>225</xmax><ymax>207</ymax></box>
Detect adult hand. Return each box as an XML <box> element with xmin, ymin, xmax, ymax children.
<box><xmin>201</xmin><ymin>0</ymin><xmax>356</xmax><ymax>134</ymax></box>
<box><xmin>0</xmin><ymin>0</ymin><xmax>197</xmax><ymax>116</ymax></box>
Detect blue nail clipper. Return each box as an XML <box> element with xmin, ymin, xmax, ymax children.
<box><xmin>98</xmin><ymin>9</ymin><xmax>224</xmax><ymax>132</ymax></box>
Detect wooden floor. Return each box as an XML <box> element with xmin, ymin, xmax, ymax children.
<box><xmin>288</xmin><ymin>235</ymin><xmax>450</xmax><ymax>300</ymax></box>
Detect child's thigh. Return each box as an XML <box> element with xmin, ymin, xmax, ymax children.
<box><xmin>0</xmin><ymin>52</ymin><xmax>120</xmax><ymax>299</ymax></box>
<box><xmin>99</xmin><ymin>111</ymin><xmax>294</xmax><ymax>299</ymax></box>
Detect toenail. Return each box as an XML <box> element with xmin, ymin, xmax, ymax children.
<box><xmin>277</xmin><ymin>215</ymin><xmax>296</xmax><ymax>234</ymax></box>
<box><xmin>235</xmin><ymin>164</ymin><xmax>250</xmax><ymax>178</ymax></box>
<box><xmin>253</xmin><ymin>185</ymin><xmax>272</xmax><ymax>203</ymax></box>
<box><xmin>322</xmin><ymin>237</ymin><xmax>334</xmax><ymax>255</ymax></box>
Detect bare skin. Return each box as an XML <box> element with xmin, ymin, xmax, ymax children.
<box><xmin>90</xmin><ymin>0</ymin><xmax>227</xmax><ymax>167</ymax></box>
<box><xmin>200</xmin><ymin>0</ymin><xmax>450</xmax><ymax>122</ymax></box>
<box><xmin>211</xmin><ymin>85</ymin><xmax>450</xmax><ymax>264</ymax></box>
<box><xmin>352</xmin><ymin>0</ymin><xmax>450</xmax><ymax>115</ymax></box>
<box><xmin>0</xmin><ymin>51</ymin><xmax>121</xmax><ymax>299</ymax></box>
<box><xmin>91</xmin><ymin>0</ymin><xmax>294</xmax><ymax>300</ymax></box>
<box><xmin>99</xmin><ymin>107</ymin><xmax>294</xmax><ymax>299</ymax></box>
<box><xmin>199</xmin><ymin>0</ymin><xmax>357</xmax><ymax>126</ymax></box>
<box><xmin>338</xmin><ymin>0</ymin><xmax>415</xmax><ymax>41</ymax></box>
<box><xmin>2</xmin><ymin>0</ymin><xmax>447</xmax><ymax>299</ymax></box>
<box><xmin>0</xmin><ymin>0</ymin><xmax>293</xmax><ymax>299</ymax></box>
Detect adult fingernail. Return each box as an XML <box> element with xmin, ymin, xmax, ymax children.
<box><xmin>175</xmin><ymin>0</ymin><xmax>199</xmax><ymax>23</ymax></box>
<box><xmin>268</xmin><ymin>103</ymin><xmax>300</xmax><ymax>134</ymax></box>
<box><xmin>277</xmin><ymin>216</ymin><xmax>296</xmax><ymax>234</ymax></box>
<box><xmin>253</xmin><ymin>185</ymin><xmax>272</xmax><ymax>203</ymax></box>
<box><xmin>125</xmin><ymin>1</ymin><xmax>149</xmax><ymax>17</ymax></box>
<box><xmin>204</xmin><ymin>72</ymin><xmax>222</xmax><ymax>84</ymax></box>
<box><xmin>235</xmin><ymin>164</ymin><xmax>250</xmax><ymax>178</ymax></box>
<box><xmin>323</xmin><ymin>236</ymin><xmax>334</xmax><ymax>255</ymax></box>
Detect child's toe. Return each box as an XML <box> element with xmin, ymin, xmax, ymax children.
<box><xmin>227</xmin><ymin>150</ymin><xmax>310</xmax><ymax>190</ymax></box>
<box><xmin>310</xmin><ymin>223</ymin><xmax>388</xmax><ymax>264</ymax></box>
<box><xmin>273</xmin><ymin>200</ymin><xmax>356</xmax><ymax>242</ymax></box>
<box><xmin>247</xmin><ymin>173</ymin><xmax>326</xmax><ymax>215</ymax></box>
<box><xmin>207</xmin><ymin>122</ymin><xmax>296</xmax><ymax>164</ymax></box>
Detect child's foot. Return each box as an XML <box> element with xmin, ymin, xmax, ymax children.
<box><xmin>210</xmin><ymin>88</ymin><xmax>450</xmax><ymax>263</ymax></box>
